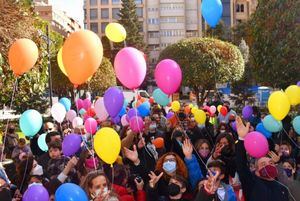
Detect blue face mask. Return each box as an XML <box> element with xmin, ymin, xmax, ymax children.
<box><xmin>163</xmin><ymin>161</ymin><xmax>176</xmax><ymax>174</ymax></box>
<box><xmin>284</xmin><ymin>168</ymin><xmax>293</xmax><ymax>177</ymax></box>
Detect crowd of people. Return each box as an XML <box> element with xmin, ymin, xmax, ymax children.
<box><xmin>0</xmin><ymin>99</ymin><xmax>299</xmax><ymax>201</ymax></box>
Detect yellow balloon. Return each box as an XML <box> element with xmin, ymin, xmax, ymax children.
<box><xmin>268</xmin><ymin>91</ymin><xmax>290</xmax><ymax>121</ymax></box>
<box><xmin>285</xmin><ymin>85</ymin><xmax>300</xmax><ymax>106</ymax></box>
<box><xmin>57</xmin><ymin>48</ymin><xmax>67</xmax><ymax>76</ymax></box>
<box><xmin>94</xmin><ymin>127</ymin><xmax>121</xmax><ymax>165</ymax></box>
<box><xmin>105</xmin><ymin>23</ymin><xmax>127</xmax><ymax>43</ymax></box>
<box><xmin>171</xmin><ymin>101</ymin><xmax>180</xmax><ymax>112</ymax></box>
<box><xmin>217</xmin><ymin>105</ymin><xmax>222</xmax><ymax>113</ymax></box>
<box><xmin>194</xmin><ymin>109</ymin><xmax>206</xmax><ymax>124</ymax></box>
<box><xmin>191</xmin><ymin>107</ymin><xmax>198</xmax><ymax>114</ymax></box>
<box><xmin>189</xmin><ymin>104</ymin><xmax>194</xmax><ymax>109</ymax></box>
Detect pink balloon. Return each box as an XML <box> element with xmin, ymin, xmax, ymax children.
<box><xmin>244</xmin><ymin>131</ymin><xmax>269</xmax><ymax>158</ymax></box>
<box><xmin>76</xmin><ymin>99</ymin><xmax>84</xmax><ymax>110</ymax></box>
<box><xmin>66</xmin><ymin>110</ymin><xmax>77</xmax><ymax>122</ymax></box>
<box><xmin>129</xmin><ymin>116</ymin><xmax>144</xmax><ymax>133</ymax></box>
<box><xmin>94</xmin><ymin>98</ymin><xmax>109</xmax><ymax>122</ymax></box>
<box><xmin>83</xmin><ymin>98</ymin><xmax>92</xmax><ymax>110</ymax></box>
<box><xmin>121</xmin><ymin>115</ymin><xmax>129</xmax><ymax>126</ymax></box>
<box><xmin>155</xmin><ymin>59</ymin><xmax>182</xmax><ymax>95</ymax></box>
<box><xmin>210</xmin><ymin>106</ymin><xmax>216</xmax><ymax>114</ymax></box>
<box><xmin>114</xmin><ymin>47</ymin><xmax>147</xmax><ymax>89</ymax></box>
<box><xmin>84</xmin><ymin>118</ymin><xmax>98</xmax><ymax>134</ymax></box>
<box><xmin>72</xmin><ymin>117</ymin><xmax>83</xmax><ymax>128</ymax></box>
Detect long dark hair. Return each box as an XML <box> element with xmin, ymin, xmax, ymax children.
<box><xmin>16</xmin><ymin>155</ymin><xmax>34</xmax><ymax>192</ymax></box>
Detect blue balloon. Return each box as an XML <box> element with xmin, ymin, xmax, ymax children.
<box><xmin>55</xmin><ymin>183</ymin><xmax>88</xmax><ymax>201</ymax></box>
<box><xmin>38</xmin><ymin>133</ymin><xmax>48</xmax><ymax>151</ymax></box>
<box><xmin>262</xmin><ymin>115</ymin><xmax>283</xmax><ymax>133</ymax></box>
<box><xmin>118</xmin><ymin>106</ymin><xmax>126</xmax><ymax>117</ymax></box>
<box><xmin>293</xmin><ymin>116</ymin><xmax>300</xmax><ymax>135</ymax></box>
<box><xmin>138</xmin><ymin>101</ymin><xmax>151</xmax><ymax>117</ymax></box>
<box><xmin>19</xmin><ymin>109</ymin><xmax>43</xmax><ymax>137</ymax></box>
<box><xmin>59</xmin><ymin>97</ymin><xmax>71</xmax><ymax>111</ymax></box>
<box><xmin>256</xmin><ymin>123</ymin><xmax>272</xmax><ymax>138</ymax></box>
<box><xmin>79</xmin><ymin>108</ymin><xmax>86</xmax><ymax>116</ymax></box>
<box><xmin>153</xmin><ymin>88</ymin><xmax>169</xmax><ymax>107</ymax></box>
<box><xmin>201</xmin><ymin>0</ymin><xmax>223</xmax><ymax>28</ymax></box>
<box><xmin>124</xmin><ymin>99</ymin><xmax>129</xmax><ymax>107</ymax></box>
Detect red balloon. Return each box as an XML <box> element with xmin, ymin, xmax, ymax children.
<box><xmin>153</xmin><ymin>137</ymin><xmax>164</xmax><ymax>149</ymax></box>
<box><xmin>86</xmin><ymin>108</ymin><xmax>96</xmax><ymax>117</ymax></box>
<box><xmin>220</xmin><ymin>106</ymin><xmax>228</xmax><ymax>116</ymax></box>
<box><xmin>149</xmin><ymin>97</ymin><xmax>154</xmax><ymax>104</ymax></box>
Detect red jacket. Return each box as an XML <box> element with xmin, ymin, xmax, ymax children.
<box><xmin>112</xmin><ymin>184</ymin><xmax>146</xmax><ymax>201</ymax></box>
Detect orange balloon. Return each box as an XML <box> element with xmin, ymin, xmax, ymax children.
<box><xmin>62</xmin><ymin>30</ymin><xmax>103</xmax><ymax>86</ymax></box>
<box><xmin>136</xmin><ymin>100</ymin><xmax>143</xmax><ymax>107</ymax></box>
<box><xmin>184</xmin><ymin>105</ymin><xmax>191</xmax><ymax>114</ymax></box>
<box><xmin>153</xmin><ymin>137</ymin><xmax>164</xmax><ymax>149</ymax></box>
<box><xmin>8</xmin><ymin>38</ymin><xmax>38</xmax><ymax>76</ymax></box>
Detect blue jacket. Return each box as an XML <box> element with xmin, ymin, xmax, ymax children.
<box><xmin>184</xmin><ymin>154</ymin><xmax>203</xmax><ymax>190</ymax></box>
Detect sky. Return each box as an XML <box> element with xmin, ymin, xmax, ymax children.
<box><xmin>49</xmin><ymin>0</ymin><xmax>84</xmax><ymax>27</ymax></box>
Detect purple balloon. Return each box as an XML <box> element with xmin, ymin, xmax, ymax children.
<box><xmin>62</xmin><ymin>133</ymin><xmax>82</xmax><ymax>157</ymax></box>
<box><xmin>129</xmin><ymin>116</ymin><xmax>144</xmax><ymax>133</ymax></box>
<box><xmin>104</xmin><ymin>87</ymin><xmax>124</xmax><ymax>118</ymax></box>
<box><xmin>242</xmin><ymin>105</ymin><xmax>253</xmax><ymax>119</ymax></box>
<box><xmin>112</xmin><ymin>116</ymin><xmax>121</xmax><ymax>124</ymax></box>
<box><xmin>231</xmin><ymin>121</ymin><xmax>237</xmax><ymax>132</ymax></box>
<box><xmin>166</xmin><ymin>112</ymin><xmax>174</xmax><ymax>119</ymax></box>
<box><xmin>297</xmin><ymin>81</ymin><xmax>300</xmax><ymax>86</ymax></box>
<box><xmin>23</xmin><ymin>184</ymin><xmax>49</xmax><ymax>201</ymax></box>
<box><xmin>127</xmin><ymin>108</ymin><xmax>140</xmax><ymax>120</ymax></box>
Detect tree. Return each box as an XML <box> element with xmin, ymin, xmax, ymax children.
<box><xmin>117</xmin><ymin>0</ymin><xmax>146</xmax><ymax>50</ymax></box>
<box><xmin>205</xmin><ymin>20</ymin><xmax>231</xmax><ymax>41</ymax></box>
<box><xmin>238</xmin><ymin>39</ymin><xmax>249</xmax><ymax>64</ymax></box>
<box><xmin>159</xmin><ymin>38</ymin><xmax>245</xmax><ymax>105</ymax></box>
<box><xmin>249</xmin><ymin>0</ymin><xmax>300</xmax><ymax>88</ymax></box>
<box><xmin>101</xmin><ymin>36</ymin><xmax>112</xmax><ymax>60</ymax></box>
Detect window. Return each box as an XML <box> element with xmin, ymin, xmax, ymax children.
<box><xmin>112</xmin><ymin>0</ymin><xmax>120</xmax><ymax>4</ymax></box>
<box><xmin>101</xmin><ymin>0</ymin><xmax>108</xmax><ymax>4</ymax></box>
<box><xmin>84</xmin><ymin>23</ymin><xmax>87</xmax><ymax>29</ymax></box>
<box><xmin>135</xmin><ymin>0</ymin><xmax>143</xmax><ymax>4</ymax></box>
<box><xmin>84</xmin><ymin>9</ymin><xmax>87</xmax><ymax>19</ymax></box>
<box><xmin>90</xmin><ymin>23</ymin><xmax>98</xmax><ymax>33</ymax></box>
<box><xmin>148</xmin><ymin>18</ymin><xmax>159</xmax><ymax>24</ymax></box>
<box><xmin>112</xmin><ymin>8</ymin><xmax>120</xmax><ymax>19</ymax></box>
<box><xmin>236</xmin><ymin>4</ymin><xmax>240</xmax><ymax>12</ymax></box>
<box><xmin>101</xmin><ymin>8</ymin><xmax>109</xmax><ymax>19</ymax></box>
<box><xmin>90</xmin><ymin>9</ymin><xmax>98</xmax><ymax>20</ymax></box>
<box><xmin>101</xmin><ymin>22</ymin><xmax>109</xmax><ymax>32</ymax></box>
<box><xmin>136</xmin><ymin>7</ymin><xmax>143</xmax><ymax>17</ymax></box>
<box><xmin>148</xmin><ymin>31</ymin><xmax>160</xmax><ymax>38</ymax></box>
<box><xmin>241</xmin><ymin>4</ymin><xmax>244</xmax><ymax>12</ymax></box>
<box><xmin>90</xmin><ymin>0</ymin><xmax>97</xmax><ymax>6</ymax></box>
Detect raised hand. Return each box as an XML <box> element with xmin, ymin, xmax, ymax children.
<box><xmin>204</xmin><ymin>170</ymin><xmax>221</xmax><ymax>194</ymax></box>
<box><xmin>212</xmin><ymin>143</ymin><xmax>224</xmax><ymax>159</ymax></box>
<box><xmin>182</xmin><ymin>139</ymin><xmax>193</xmax><ymax>159</ymax></box>
<box><xmin>236</xmin><ymin>116</ymin><xmax>250</xmax><ymax>138</ymax></box>
<box><xmin>148</xmin><ymin>171</ymin><xmax>163</xmax><ymax>188</ymax></box>
<box><xmin>135</xmin><ymin>178</ymin><xmax>145</xmax><ymax>190</ymax></box>
<box><xmin>124</xmin><ymin>145</ymin><xmax>140</xmax><ymax>165</ymax></box>
<box><xmin>268</xmin><ymin>151</ymin><xmax>281</xmax><ymax>163</ymax></box>
<box><xmin>138</xmin><ymin>137</ymin><xmax>146</xmax><ymax>149</ymax></box>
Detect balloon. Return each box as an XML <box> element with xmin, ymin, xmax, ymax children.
<box><xmin>121</xmin><ymin>115</ymin><xmax>129</xmax><ymax>126</ymax></box>
<box><xmin>191</xmin><ymin>107</ymin><xmax>198</xmax><ymax>114</ymax></box>
<box><xmin>62</xmin><ymin>30</ymin><xmax>103</xmax><ymax>86</ymax></box>
<box><xmin>189</xmin><ymin>104</ymin><xmax>194</xmax><ymax>109</ymax></box>
<box><xmin>38</xmin><ymin>133</ymin><xmax>48</xmax><ymax>152</ymax></box>
<box><xmin>220</xmin><ymin>106</ymin><xmax>228</xmax><ymax>116</ymax></box>
<box><xmin>149</xmin><ymin>97</ymin><xmax>154</xmax><ymax>104</ymax></box>
<box><xmin>94</xmin><ymin>98</ymin><xmax>109</xmax><ymax>121</ymax></box>
<box><xmin>201</xmin><ymin>0</ymin><xmax>223</xmax><ymax>28</ymax></box>
<box><xmin>268</xmin><ymin>91</ymin><xmax>290</xmax><ymax>120</ymax></box>
<box><xmin>155</xmin><ymin>59</ymin><xmax>182</xmax><ymax>95</ymax></box>
<box><xmin>86</xmin><ymin>108</ymin><xmax>96</xmax><ymax>118</ymax></box>
<box><xmin>55</xmin><ymin>183</ymin><xmax>88</xmax><ymax>201</ymax></box>
<box><xmin>112</xmin><ymin>116</ymin><xmax>121</xmax><ymax>124</ymax></box>
<box><xmin>129</xmin><ymin>116</ymin><xmax>144</xmax><ymax>133</ymax></box>
<box><xmin>297</xmin><ymin>81</ymin><xmax>300</xmax><ymax>87</ymax></box>
<box><xmin>76</xmin><ymin>99</ymin><xmax>84</xmax><ymax>110</ymax></box>
<box><xmin>118</xmin><ymin>107</ymin><xmax>126</xmax><ymax>117</ymax></box>
<box><xmin>19</xmin><ymin>109</ymin><xmax>43</xmax><ymax>137</ymax></box>
<box><xmin>194</xmin><ymin>109</ymin><xmax>206</xmax><ymax>124</ymax></box>
<box><xmin>105</xmin><ymin>22</ymin><xmax>127</xmax><ymax>42</ymax></box>
<box><xmin>231</xmin><ymin>121</ymin><xmax>237</xmax><ymax>132</ymax></box>
<box><xmin>66</xmin><ymin>110</ymin><xmax>77</xmax><ymax>122</ymax></box>
<box><xmin>244</xmin><ymin>131</ymin><xmax>269</xmax><ymax>158</ymax></box>
<box><xmin>285</xmin><ymin>85</ymin><xmax>300</xmax><ymax>105</ymax></box>
<box><xmin>51</xmin><ymin>103</ymin><xmax>66</xmax><ymax>123</ymax></box>
<box><xmin>59</xmin><ymin>97</ymin><xmax>71</xmax><ymax>111</ymax></box>
<box><xmin>62</xmin><ymin>134</ymin><xmax>82</xmax><ymax>156</ymax></box>
<box><xmin>83</xmin><ymin>98</ymin><xmax>92</xmax><ymax>110</ymax></box>
<box><xmin>57</xmin><ymin>47</ymin><xmax>67</xmax><ymax>76</ymax></box>
<box><xmin>23</xmin><ymin>184</ymin><xmax>49</xmax><ymax>201</ymax></box>
<box><xmin>114</xmin><ymin>47</ymin><xmax>146</xmax><ymax>89</ymax></box>
<box><xmin>153</xmin><ymin>88</ymin><xmax>170</xmax><ymax>106</ymax></box>
<box><xmin>166</xmin><ymin>112</ymin><xmax>174</xmax><ymax>119</ymax></box>
<box><xmin>94</xmin><ymin>127</ymin><xmax>121</xmax><ymax>164</ymax></box>
<box><xmin>153</xmin><ymin>137</ymin><xmax>164</xmax><ymax>149</ymax></box>
<box><xmin>137</xmin><ymin>102</ymin><xmax>150</xmax><ymax>117</ymax></box>
<box><xmin>127</xmin><ymin>108</ymin><xmax>140</xmax><ymax>119</ymax></box>
<box><xmin>104</xmin><ymin>87</ymin><xmax>124</xmax><ymax>117</ymax></box>
<box><xmin>184</xmin><ymin>106</ymin><xmax>191</xmax><ymax>114</ymax></box>
<box><xmin>8</xmin><ymin>38</ymin><xmax>38</xmax><ymax>76</ymax></box>
<box><xmin>292</xmin><ymin>116</ymin><xmax>300</xmax><ymax>135</ymax></box>
<box><xmin>242</xmin><ymin>105</ymin><xmax>253</xmax><ymax>119</ymax></box>
<box><xmin>72</xmin><ymin>117</ymin><xmax>83</xmax><ymax>128</ymax></box>
<box><xmin>171</xmin><ymin>101</ymin><xmax>180</xmax><ymax>112</ymax></box>
<box><xmin>210</xmin><ymin>106</ymin><xmax>216</xmax><ymax>114</ymax></box>
<box><xmin>256</xmin><ymin>123</ymin><xmax>272</xmax><ymax>138</ymax></box>
<box><xmin>217</xmin><ymin>105</ymin><xmax>222</xmax><ymax>113</ymax></box>
<box><xmin>79</xmin><ymin>108</ymin><xmax>86</xmax><ymax>116</ymax></box>
<box><xmin>262</xmin><ymin>115</ymin><xmax>283</xmax><ymax>133</ymax></box>
<box><xmin>84</xmin><ymin>118</ymin><xmax>98</xmax><ymax>134</ymax></box>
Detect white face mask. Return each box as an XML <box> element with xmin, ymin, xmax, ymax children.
<box><xmin>28</xmin><ymin>182</ymin><xmax>42</xmax><ymax>188</ymax></box>
<box><xmin>94</xmin><ymin>187</ymin><xmax>108</xmax><ymax>197</ymax></box>
<box><xmin>31</xmin><ymin>164</ymin><xmax>43</xmax><ymax>176</ymax></box>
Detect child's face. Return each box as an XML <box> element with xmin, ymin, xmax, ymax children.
<box><xmin>49</xmin><ymin>148</ymin><xmax>61</xmax><ymax>159</ymax></box>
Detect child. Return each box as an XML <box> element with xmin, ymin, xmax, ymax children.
<box><xmin>11</xmin><ymin>138</ymin><xmax>32</xmax><ymax>163</ymax></box>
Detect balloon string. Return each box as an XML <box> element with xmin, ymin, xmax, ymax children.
<box><xmin>111</xmin><ymin>164</ymin><xmax>114</xmax><ymax>189</ymax></box>
<box><xmin>281</xmin><ymin>127</ymin><xmax>300</xmax><ymax>149</ymax></box>
<box><xmin>1</xmin><ymin>78</ymin><xmax>18</xmax><ymax>162</ymax></box>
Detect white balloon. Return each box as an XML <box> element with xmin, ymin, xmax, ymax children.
<box><xmin>210</xmin><ymin>105</ymin><xmax>216</xmax><ymax>114</ymax></box>
<box><xmin>72</xmin><ymin>117</ymin><xmax>83</xmax><ymax>128</ymax></box>
<box><xmin>66</xmin><ymin>110</ymin><xmax>77</xmax><ymax>122</ymax></box>
<box><xmin>51</xmin><ymin>103</ymin><xmax>66</xmax><ymax>123</ymax></box>
<box><xmin>94</xmin><ymin>98</ymin><xmax>109</xmax><ymax>122</ymax></box>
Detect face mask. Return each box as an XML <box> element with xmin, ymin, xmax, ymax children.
<box><xmin>85</xmin><ymin>157</ymin><xmax>99</xmax><ymax>169</ymax></box>
<box><xmin>284</xmin><ymin>168</ymin><xmax>293</xmax><ymax>177</ymax></box>
<box><xmin>149</xmin><ymin>123</ymin><xmax>157</xmax><ymax>131</ymax></box>
<box><xmin>199</xmin><ymin>149</ymin><xmax>210</xmax><ymax>158</ymax></box>
<box><xmin>220</xmin><ymin>130</ymin><xmax>226</xmax><ymax>133</ymax></box>
<box><xmin>168</xmin><ymin>183</ymin><xmax>181</xmax><ymax>197</ymax></box>
<box><xmin>163</xmin><ymin>161</ymin><xmax>176</xmax><ymax>174</ymax></box>
<box><xmin>31</xmin><ymin>164</ymin><xmax>43</xmax><ymax>176</ymax></box>
<box><xmin>259</xmin><ymin>165</ymin><xmax>278</xmax><ymax>179</ymax></box>
<box><xmin>282</xmin><ymin>151</ymin><xmax>290</xmax><ymax>157</ymax></box>
<box><xmin>28</xmin><ymin>182</ymin><xmax>42</xmax><ymax>188</ymax></box>
<box><xmin>93</xmin><ymin>189</ymin><xmax>101</xmax><ymax>198</ymax></box>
